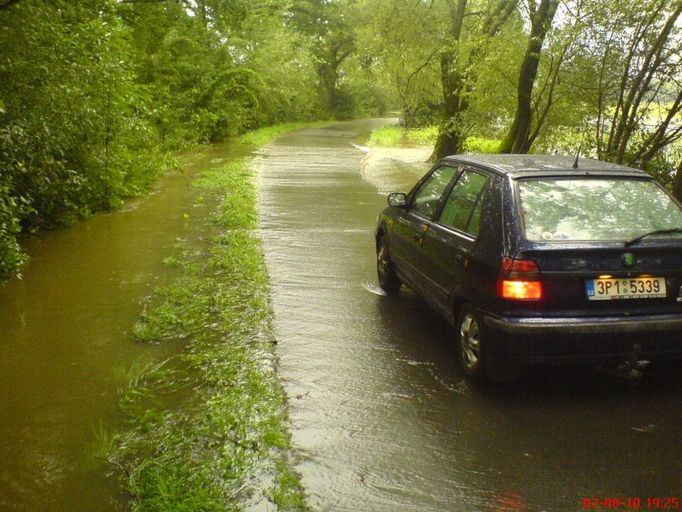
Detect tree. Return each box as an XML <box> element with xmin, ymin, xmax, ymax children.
<box><xmin>606</xmin><ymin>1</ymin><xmax>681</xmax><ymax>164</ymax></box>
<box><xmin>499</xmin><ymin>0</ymin><xmax>560</xmax><ymax>153</ymax></box>
<box><xmin>291</xmin><ymin>0</ymin><xmax>356</xmax><ymax>116</ymax></box>
<box><xmin>0</xmin><ymin>0</ymin><xmax>163</xmax><ymax>277</ymax></box>
<box><xmin>355</xmin><ymin>0</ymin><xmax>446</xmax><ymax>127</ymax></box>
<box><xmin>580</xmin><ymin>0</ymin><xmax>682</xmax><ymax>167</ymax></box>
<box><xmin>431</xmin><ymin>0</ymin><xmax>518</xmax><ymax>160</ymax></box>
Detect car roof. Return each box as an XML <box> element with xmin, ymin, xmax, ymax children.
<box><xmin>441</xmin><ymin>154</ymin><xmax>649</xmax><ymax>179</ymax></box>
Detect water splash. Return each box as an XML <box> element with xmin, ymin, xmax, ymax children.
<box><xmin>362</xmin><ymin>280</ymin><xmax>387</xmax><ymax>296</ymax></box>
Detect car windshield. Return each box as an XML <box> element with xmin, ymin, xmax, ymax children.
<box><xmin>517</xmin><ymin>177</ymin><xmax>682</xmax><ymax>242</ymax></box>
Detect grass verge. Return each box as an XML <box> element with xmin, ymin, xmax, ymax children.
<box><xmin>112</xmin><ymin>124</ymin><xmax>312</xmax><ymax>511</ymax></box>
<box><xmin>238</xmin><ymin>120</ymin><xmax>333</xmax><ymax>147</ymax></box>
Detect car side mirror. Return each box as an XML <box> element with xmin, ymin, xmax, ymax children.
<box><xmin>387</xmin><ymin>192</ymin><xmax>407</xmax><ymax>208</ymax></box>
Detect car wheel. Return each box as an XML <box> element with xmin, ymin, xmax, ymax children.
<box><xmin>457</xmin><ymin>304</ymin><xmax>521</xmax><ymax>382</ymax></box>
<box><xmin>457</xmin><ymin>305</ymin><xmax>486</xmax><ymax>381</ymax></box>
<box><xmin>377</xmin><ymin>236</ymin><xmax>401</xmax><ymax>295</ymax></box>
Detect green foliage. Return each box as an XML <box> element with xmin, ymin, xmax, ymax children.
<box><xmin>0</xmin><ymin>181</ymin><xmax>25</xmax><ymax>279</ymax></box>
<box><xmin>5</xmin><ymin>0</ymin><xmax>677</xmax><ymax>282</ymax></box>
<box><xmin>407</xmin><ymin>126</ymin><xmax>439</xmax><ymax>146</ymax></box>
<box><xmin>355</xmin><ymin>0</ymin><xmax>443</xmax><ymax>127</ymax></box>
<box><xmin>367</xmin><ymin>125</ymin><xmax>438</xmax><ymax>147</ymax></box>
<box><xmin>0</xmin><ymin>0</ymin><xmax>331</xmax><ymax>280</ymax></box>
<box><xmin>463</xmin><ymin>137</ymin><xmax>501</xmax><ymax>154</ymax></box>
<box><xmin>0</xmin><ymin>1</ymin><xmax>171</xmax><ymax>278</ymax></box>
<box><xmin>292</xmin><ymin>0</ymin><xmax>357</xmax><ymax>116</ymax></box>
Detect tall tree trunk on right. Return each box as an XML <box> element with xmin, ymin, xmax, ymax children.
<box><xmin>499</xmin><ymin>0</ymin><xmax>559</xmax><ymax>154</ymax></box>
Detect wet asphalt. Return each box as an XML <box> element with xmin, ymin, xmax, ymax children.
<box><xmin>257</xmin><ymin>120</ymin><xmax>682</xmax><ymax>512</ymax></box>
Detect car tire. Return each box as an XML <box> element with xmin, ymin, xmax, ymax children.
<box><xmin>457</xmin><ymin>305</ymin><xmax>487</xmax><ymax>382</ymax></box>
<box><xmin>377</xmin><ymin>236</ymin><xmax>401</xmax><ymax>295</ymax></box>
<box><xmin>456</xmin><ymin>304</ymin><xmax>521</xmax><ymax>383</ymax></box>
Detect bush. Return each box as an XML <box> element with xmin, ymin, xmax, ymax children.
<box><xmin>0</xmin><ymin>186</ymin><xmax>25</xmax><ymax>280</ymax></box>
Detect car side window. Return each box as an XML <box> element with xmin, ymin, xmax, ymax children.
<box><xmin>410</xmin><ymin>165</ymin><xmax>458</xmax><ymax>219</ymax></box>
<box><xmin>438</xmin><ymin>170</ymin><xmax>488</xmax><ymax>236</ymax></box>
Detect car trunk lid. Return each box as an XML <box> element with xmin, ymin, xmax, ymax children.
<box><xmin>519</xmin><ymin>243</ymin><xmax>682</xmax><ymax>317</ymax></box>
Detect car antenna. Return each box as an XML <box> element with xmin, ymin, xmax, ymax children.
<box><xmin>572</xmin><ymin>144</ymin><xmax>581</xmax><ymax>169</ymax></box>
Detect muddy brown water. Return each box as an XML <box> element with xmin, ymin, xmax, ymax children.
<box><xmin>257</xmin><ymin>120</ymin><xmax>682</xmax><ymax>512</ymax></box>
<box><xmin>0</xmin><ymin>142</ymin><xmax>249</xmax><ymax>511</ymax></box>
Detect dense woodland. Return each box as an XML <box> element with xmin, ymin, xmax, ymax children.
<box><xmin>1</xmin><ymin>0</ymin><xmax>681</xmax><ymax>279</ymax></box>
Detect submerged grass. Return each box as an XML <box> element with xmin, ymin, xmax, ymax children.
<box><xmin>113</xmin><ymin>124</ymin><xmax>312</xmax><ymax>511</ymax></box>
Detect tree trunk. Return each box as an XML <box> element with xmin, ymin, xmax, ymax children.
<box><xmin>499</xmin><ymin>0</ymin><xmax>559</xmax><ymax>154</ymax></box>
<box><xmin>431</xmin><ymin>48</ymin><xmax>467</xmax><ymax>160</ymax></box>
<box><xmin>430</xmin><ymin>0</ymin><xmax>467</xmax><ymax>162</ymax></box>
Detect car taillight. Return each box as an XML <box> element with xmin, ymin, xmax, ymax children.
<box><xmin>498</xmin><ymin>257</ymin><xmax>542</xmax><ymax>300</ymax></box>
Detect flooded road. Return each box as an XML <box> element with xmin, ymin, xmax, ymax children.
<box><xmin>257</xmin><ymin>120</ymin><xmax>682</xmax><ymax>511</ymax></box>
<box><xmin>0</xmin><ymin>143</ymin><xmax>247</xmax><ymax>511</ymax></box>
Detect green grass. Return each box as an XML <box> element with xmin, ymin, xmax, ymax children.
<box><xmin>238</xmin><ymin>120</ymin><xmax>332</xmax><ymax>146</ymax></box>
<box><xmin>462</xmin><ymin>136</ymin><xmax>501</xmax><ymax>154</ymax></box>
<box><xmin>406</xmin><ymin>126</ymin><xmax>439</xmax><ymax>146</ymax></box>
<box><xmin>368</xmin><ymin>125</ymin><xmax>499</xmax><ymax>153</ymax></box>
<box><xmin>367</xmin><ymin>126</ymin><xmax>405</xmax><ymax>147</ymax></box>
<box><xmin>112</xmin><ymin>125</ymin><xmax>313</xmax><ymax>511</ymax></box>
<box><xmin>367</xmin><ymin>125</ymin><xmax>438</xmax><ymax>147</ymax></box>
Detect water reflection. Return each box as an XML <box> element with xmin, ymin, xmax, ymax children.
<box><xmin>520</xmin><ymin>178</ymin><xmax>682</xmax><ymax>241</ymax></box>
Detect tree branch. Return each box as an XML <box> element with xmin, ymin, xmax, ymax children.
<box><xmin>0</xmin><ymin>0</ymin><xmax>22</xmax><ymax>9</ymax></box>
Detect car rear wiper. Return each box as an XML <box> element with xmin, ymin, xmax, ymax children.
<box><xmin>624</xmin><ymin>227</ymin><xmax>682</xmax><ymax>246</ymax></box>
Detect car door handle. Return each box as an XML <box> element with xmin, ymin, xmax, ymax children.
<box><xmin>413</xmin><ymin>224</ymin><xmax>429</xmax><ymax>241</ymax></box>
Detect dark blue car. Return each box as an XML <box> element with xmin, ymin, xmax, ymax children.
<box><xmin>375</xmin><ymin>154</ymin><xmax>682</xmax><ymax>381</ymax></box>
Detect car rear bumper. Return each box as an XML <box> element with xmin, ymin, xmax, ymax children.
<box><xmin>483</xmin><ymin>312</ymin><xmax>682</xmax><ymax>335</ymax></box>
<box><xmin>482</xmin><ymin>313</ymin><xmax>682</xmax><ymax>364</ymax></box>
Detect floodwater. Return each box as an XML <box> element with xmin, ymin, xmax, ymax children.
<box><xmin>0</xmin><ymin>142</ymin><xmax>247</xmax><ymax>511</ymax></box>
<box><xmin>257</xmin><ymin>120</ymin><xmax>682</xmax><ymax>512</ymax></box>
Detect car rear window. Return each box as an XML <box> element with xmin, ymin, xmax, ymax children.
<box><xmin>517</xmin><ymin>177</ymin><xmax>682</xmax><ymax>242</ymax></box>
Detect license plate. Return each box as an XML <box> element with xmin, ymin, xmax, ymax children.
<box><xmin>585</xmin><ymin>277</ymin><xmax>667</xmax><ymax>300</ymax></box>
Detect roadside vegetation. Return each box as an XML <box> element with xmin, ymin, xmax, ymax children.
<box><xmin>2</xmin><ymin>1</ymin><xmax>681</xmax><ymax>280</ymax></box>
<box><xmin>111</xmin><ymin>126</ymin><xmax>310</xmax><ymax>511</ymax></box>
<box><xmin>0</xmin><ymin>1</ymin><xmax>385</xmax><ymax>281</ymax></box>
<box><xmin>3</xmin><ymin>0</ymin><xmax>681</xmax><ymax>280</ymax></box>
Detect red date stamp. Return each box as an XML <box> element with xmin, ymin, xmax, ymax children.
<box><xmin>582</xmin><ymin>497</ymin><xmax>681</xmax><ymax>510</ymax></box>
